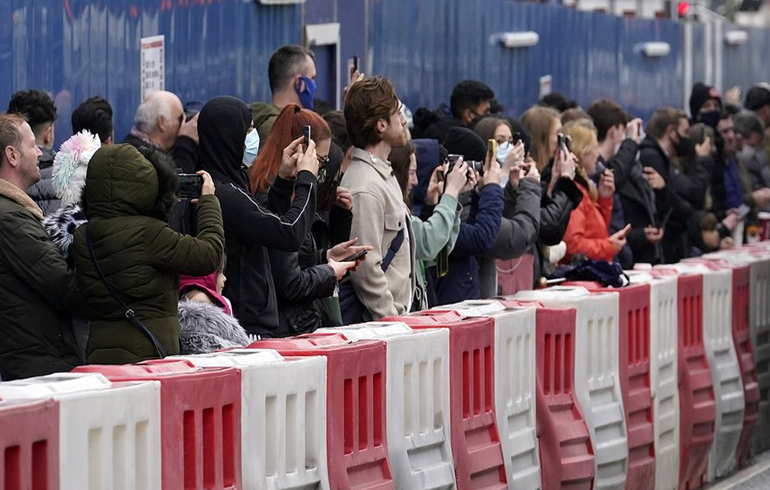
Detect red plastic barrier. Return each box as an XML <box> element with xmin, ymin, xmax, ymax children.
<box><xmin>528</xmin><ymin>304</ymin><xmax>596</xmax><ymax>490</ymax></box>
<box><xmin>685</xmin><ymin>258</ymin><xmax>760</xmax><ymax>469</ymax></box>
<box><xmin>252</xmin><ymin>334</ymin><xmax>394</xmax><ymax>490</ymax></box>
<box><xmin>382</xmin><ymin>311</ymin><xmax>508</xmax><ymax>490</ymax></box>
<box><xmin>725</xmin><ymin>264</ymin><xmax>760</xmax><ymax>467</ymax></box>
<box><xmin>0</xmin><ymin>398</ymin><xmax>59</xmax><ymax>490</ymax></box>
<box><xmin>565</xmin><ymin>282</ymin><xmax>656</xmax><ymax>490</ymax></box>
<box><xmin>75</xmin><ymin>360</ymin><xmax>242</xmax><ymax>490</ymax></box>
<box><xmin>654</xmin><ymin>271</ymin><xmax>716</xmax><ymax>490</ymax></box>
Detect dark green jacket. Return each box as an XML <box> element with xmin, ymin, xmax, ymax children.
<box><xmin>249</xmin><ymin>102</ymin><xmax>280</xmax><ymax>151</ymax></box>
<box><xmin>72</xmin><ymin>145</ymin><xmax>224</xmax><ymax>364</ymax></box>
<box><xmin>0</xmin><ymin>178</ymin><xmax>82</xmax><ymax>380</ymax></box>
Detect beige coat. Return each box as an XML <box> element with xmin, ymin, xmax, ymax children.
<box><xmin>341</xmin><ymin>148</ymin><xmax>415</xmax><ymax>320</ymax></box>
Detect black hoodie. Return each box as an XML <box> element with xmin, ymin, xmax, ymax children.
<box><xmin>198</xmin><ymin>96</ymin><xmax>317</xmax><ymax>337</ymax></box>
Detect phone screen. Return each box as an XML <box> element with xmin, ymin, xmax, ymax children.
<box><xmin>342</xmin><ymin>249</ymin><xmax>367</xmax><ymax>262</ymax></box>
<box><xmin>178</xmin><ymin>174</ymin><xmax>203</xmax><ymax>199</ymax></box>
<box><xmin>303</xmin><ymin>125</ymin><xmax>311</xmax><ymax>147</ymax></box>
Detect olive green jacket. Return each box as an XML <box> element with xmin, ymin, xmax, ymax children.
<box><xmin>0</xmin><ymin>178</ymin><xmax>82</xmax><ymax>380</ymax></box>
<box><xmin>72</xmin><ymin>145</ymin><xmax>224</xmax><ymax>364</ymax></box>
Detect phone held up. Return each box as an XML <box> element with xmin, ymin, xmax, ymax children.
<box><xmin>177</xmin><ymin>174</ymin><xmax>203</xmax><ymax>199</ymax></box>
<box><xmin>556</xmin><ymin>133</ymin><xmax>572</xmax><ymax>157</ymax></box>
<box><xmin>487</xmin><ymin>139</ymin><xmax>497</xmax><ymax>164</ymax></box>
<box><xmin>303</xmin><ymin>125</ymin><xmax>311</xmax><ymax>149</ymax></box>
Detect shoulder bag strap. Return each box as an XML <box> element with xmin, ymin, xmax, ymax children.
<box><xmin>380</xmin><ymin>227</ymin><xmax>405</xmax><ymax>272</ymax></box>
<box><xmin>86</xmin><ymin>228</ymin><xmax>167</xmax><ymax>358</ymax></box>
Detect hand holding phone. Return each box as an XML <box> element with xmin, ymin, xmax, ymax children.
<box><xmin>341</xmin><ymin>249</ymin><xmax>368</xmax><ymax>262</ymax></box>
<box><xmin>609</xmin><ymin>224</ymin><xmax>632</xmax><ymax>252</ymax></box>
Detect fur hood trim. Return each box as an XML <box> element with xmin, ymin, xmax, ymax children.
<box><xmin>52</xmin><ymin>130</ymin><xmax>101</xmax><ymax>206</ymax></box>
<box><xmin>0</xmin><ymin>178</ymin><xmax>43</xmax><ymax>220</ymax></box>
<box><xmin>178</xmin><ymin>300</ymin><xmax>250</xmax><ymax>354</ymax></box>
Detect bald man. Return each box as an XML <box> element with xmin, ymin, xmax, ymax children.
<box><xmin>121</xmin><ymin>90</ymin><xmax>198</xmax><ymax>173</ymax></box>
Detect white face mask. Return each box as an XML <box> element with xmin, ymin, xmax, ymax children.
<box><xmin>243</xmin><ymin>129</ymin><xmax>260</xmax><ymax>167</ymax></box>
<box><xmin>496</xmin><ymin>141</ymin><xmax>512</xmax><ymax>165</ymax></box>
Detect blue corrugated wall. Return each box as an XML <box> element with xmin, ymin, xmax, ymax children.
<box><xmin>370</xmin><ymin>0</ymin><xmax>682</xmax><ymax>123</ymax></box>
<box><xmin>0</xmin><ymin>0</ymin><xmax>768</xmax><ymax>144</ymax></box>
<box><xmin>0</xmin><ymin>0</ymin><xmax>301</xmax><ymax>142</ymax></box>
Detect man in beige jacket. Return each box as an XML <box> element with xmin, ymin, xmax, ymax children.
<box><xmin>341</xmin><ymin>76</ymin><xmax>415</xmax><ymax>320</ymax></box>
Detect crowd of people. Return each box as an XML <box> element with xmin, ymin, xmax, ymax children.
<box><xmin>3</xmin><ymin>43</ymin><xmax>770</xmax><ymax>380</ymax></box>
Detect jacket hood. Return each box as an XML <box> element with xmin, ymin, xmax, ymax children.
<box><xmin>178</xmin><ymin>301</ymin><xmax>249</xmax><ymax>354</ymax></box>
<box><xmin>82</xmin><ymin>144</ymin><xmax>158</xmax><ymax>219</ymax></box>
<box><xmin>250</xmin><ymin>102</ymin><xmax>280</xmax><ymax>129</ymax></box>
<box><xmin>179</xmin><ymin>273</ymin><xmax>232</xmax><ymax>316</ymax></box>
<box><xmin>198</xmin><ymin>96</ymin><xmax>252</xmax><ymax>186</ymax></box>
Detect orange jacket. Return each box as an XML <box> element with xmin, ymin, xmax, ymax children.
<box><xmin>563</xmin><ymin>183</ymin><xmax>614</xmax><ymax>262</ymax></box>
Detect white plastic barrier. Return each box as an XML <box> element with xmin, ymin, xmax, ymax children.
<box><xmin>0</xmin><ymin>372</ymin><xmax>161</xmax><ymax>490</ymax></box>
<box><xmin>517</xmin><ymin>287</ymin><xmax>628</xmax><ymax>490</ymax></box>
<box><xmin>444</xmin><ymin>300</ymin><xmax>541</xmax><ymax>490</ymax></box>
<box><xmin>174</xmin><ymin>349</ymin><xmax>329</xmax><ymax>490</ymax></box>
<box><xmin>625</xmin><ymin>271</ymin><xmax>679</xmax><ymax>490</ymax></box>
<box><xmin>318</xmin><ymin>322</ymin><xmax>455</xmax><ymax>490</ymax></box>
<box><xmin>708</xmin><ymin>250</ymin><xmax>770</xmax><ymax>455</ymax></box>
<box><xmin>662</xmin><ymin>264</ymin><xmax>745</xmax><ymax>480</ymax></box>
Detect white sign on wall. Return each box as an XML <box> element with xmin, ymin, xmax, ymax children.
<box><xmin>140</xmin><ymin>35</ymin><xmax>165</xmax><ymax>100</ymax></box>
<box><xmin>539</xmin><ymin>75</ymin><xmax>553</xmax><ymax>99</ymax></box>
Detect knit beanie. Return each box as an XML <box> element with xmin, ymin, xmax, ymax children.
<box><xmin>51</xmin><ymin>130</ymin><xmax>102</xmax><ymax>206</ymax></box>
<box><xmin>444</xmin><ymin>127</ymin><xmax>486</xmax><ymax>162</ymax></box>
<box><xmin>689</xmin><ymin>83</ymin><xmax>722</xmax><ymax>118</ymax></box>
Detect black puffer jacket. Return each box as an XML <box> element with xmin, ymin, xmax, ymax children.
<box><xmin>28</xmin><ymin>147</ymin><xmax>60</xmax><ymax>216</ymax></box>
<box><xmin>197</xmin><ymin>96</ymin><xmax>317</xmax><ymax>337</ymax></box>
<box><xmin>537</xmin><ymin>163</ymin><xmax>583</xmax><ymax>281</ymax></box>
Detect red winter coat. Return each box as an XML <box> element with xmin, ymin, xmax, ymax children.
<box><xmin>563</xmin><ymin>182</ymin><xmax>614</xmax><ymax>262</ymax></box>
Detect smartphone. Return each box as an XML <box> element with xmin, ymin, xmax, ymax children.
<box><xmin>736</xmin><ymin>204</ymin><xmax>751</xmax><ymax>221</ymax></box>
<box><xmin>620</xmin><ymin>223</ymin><xmax>632</xmax><ymax>238</ymax></box>
<box><xmin>512</xmin><ymin>131</ymin><xmax>522</xmax><ymax>145</ymax></box>
<box><xmin>487</xmin><ymin>139</ymin><xmax>497</xmax><ymax>163</ymax></box>
<box><xmin>178</xmin><ymin>174</ymin><xmax>203</xmax><ymax>199</ymax></box>
<box><xmin>556</xmin><ymin>133</ymin><xmax>566</xmax><ymax>156</ymax></box>
<box><xmin>341</xmin><ymin>249</ymin><xmax>367</xmax><ymax>262</ymax></box>
<box><xmin>303</xmin><ymin>125</ymin><xmax>311</xmax><ymax>148</ymax></box>
<box><xmin>348</xmin><ymin>56</ymin><xmax>359</xmax><ymax>83</ymax></box>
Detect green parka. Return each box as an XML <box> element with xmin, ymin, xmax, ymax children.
<box><xmin>0</xmin><ymin>179</ymin><xmax>82</xmax><ymax>380</ymax></box>
<box><xmin>72</xmin><ymin>144</ymin><xmax>224</xmax><ymax>364</ymax></box>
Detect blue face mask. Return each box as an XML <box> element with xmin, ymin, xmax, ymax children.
<box><xmin>496</xmin><ymin>141</ymin><xmax>512</xmax><ymax>164</ymax></box>
<box><xmin>243</xmin><ymin>129</ymin><xmax>260</xmax><ymax>167</ymax></box>
<box><xmin>296</xmin><ymin>75</ymin><xmax>317</xmax><ymax>109</ymax></box>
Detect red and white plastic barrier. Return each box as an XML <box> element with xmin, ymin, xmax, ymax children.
<box><xmin>516</xmin><ymin>287</ymin><xmax>629</xmax><ymax>490</ymax></box>
<box><xmin>383</xmin><ymin>310</ymin><xmax>508</xmax><ymax>490</ymax></box>
<box><xmin>0</xmin><ymin>372</ymin><xmax>162</xmax><ymax>490</ymax></box>
<box><xmin>74</xmin><ymin>360</ymin><xmax>241</xmax><ymax>490</ymax></box>
<box><xmin>252</xmin><ymin>334</ymin><xmax>395</xmax><ymax>490</ymax></box>
<box><xmin>172</xmin><ymin>349</ymin><xmax>330</xmax><ymax>490</ymax></box>
<box><xmin>317</xmin><ymin>322</ymin><xmax>456</xmax><ymax>490</ymax></box>
<box><xmin>445</xmin><ymin>300</ymin><xmax>541</xmax><ymax>490</ymax></box>
<box><xmin>626</xmin><ymin>271</ymin><xmax>680</xmax><ymax>490</ymax></box>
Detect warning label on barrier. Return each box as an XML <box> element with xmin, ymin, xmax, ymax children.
<box><xmin>140</xmin><ymin>35</ymin><xmax>165</xmax><ymax>100</ymax></box>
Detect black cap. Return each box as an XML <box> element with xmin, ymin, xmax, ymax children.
<box><xmin>745</xmin><ymin>84</ymin><xmax>770</xmax><ymax>111</ymax></box>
